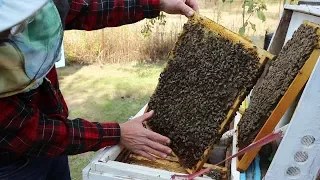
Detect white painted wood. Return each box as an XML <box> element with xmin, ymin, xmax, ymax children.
<box><xmin>83</xmin><ymin>105</ymin><xmax>148</xmax><ymax>179</ymax></box>
<box><xmin>299</xmin><ymin>0</ymin><xmax>320</xmax><ymax>5</ymax></box>
<box><xmin>265</xmin><ymin>59</ymin><xmax>320</xmax><ymax>180</ymax></box>
<box><xmin>83</xmin><ymin>162</ymin><xmax>91</xmax><ymax>180</ymax></box>
<box><xmin>98</xmin><ymin>146</ymin><xmax>123</xmax><ymax>163</ymax></box>
<box><xmin>274</xmin><ymin>98</ymin><xmax>298</xmax><ymax>130</ymax></box>
<box><xmin>231</xmin><ymin>112</ymin><xmax>241</xmax><ymax>180</ymax></box>
<box><xmin>83</xmin><ymin>149</ymin><xmax>106</xmax><ymax>180</ymax></box>
<box><xmin>84</xmin><ymin>6</ymin><xmax>320</xmax><ymax>180</ymax></box>
<box><xmin>86</xmin><ymin>159</ymin><xmax>214</xmax><ymax>180</ymax></box>
<box><xmin>299</xmin><ymin>0</ymin><xmax>320</xmax><ymax>3</ymax></box>
<box><xmin>85</xmin><ymin>172</ymin><xmax>128</xmax><ymax>180</ymax></box>
<box><xmin>88</xmin><ymin>160</ymin><xmax>212</xmax><ymax>180</ymax></box>
<box><xmin>284</xmin><ymin>4</ymin><xmax>320</xmax><ymax>17</ymax></box>
<box><xmin>267</xmin><ymin>6</ymin><xmax>320</xmax><ymax>154</ymax></box>
<box><xmin>134</xmin><ymin>104</ymin><xmax>148</xmax><ymax>118</ymax></box>
<box><xmin>265</xmin><ymin>6</ymin><xmax>320</xmax><ymax>179</ymax></box>
<box><xmin>284</xmin><ymin>11</ymin><xmax>320</xmax><ymax>44</ymax></box>
<box><xmin>83</xmin><ymin>104</ymin><xmax>216</xmax><ymax>179</ymax></box>
<box><xmin>98</xmin><ymin>104</ymin><xmax>148</xmax><ymax>163</ymax></box>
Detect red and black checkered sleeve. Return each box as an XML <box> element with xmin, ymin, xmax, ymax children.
<box><xmin>0</xmin><ymin>96</ymin><xmax>120</xmax><ymax>157</ymax></box>
<box><xmin>65</xmin><ymin>0</ymin><xmax>160</xmax><ymax>30</ymax></box>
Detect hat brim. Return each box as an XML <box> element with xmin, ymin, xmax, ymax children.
<box><xmin>0</xmin><ymin>0</ymin><xmax>49</xmax><ymax>32</ymax></box>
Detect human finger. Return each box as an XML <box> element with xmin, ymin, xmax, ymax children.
<box><xmin>177</xmin><ymin>1</ymin><xmax>194</xmax><ymax>17</ymax></box>
<box><xmin>186</xmin><ymin>0</ymin><xmax>199</xmax><ymax>12</ymax></box>
<box><xmin>145</xmin><ymin>129</ymin><xmax>171</xmax><ymax>144</ymax></box>
<box><xmin>135</xmin><ymin>150</ymin><xmax>157</xmax><ymax>161</ymax></box>
<box><xmin>142</xmin><ymin>145</ymin><xmax>168</xmax><ymax>159</ymax></box>
<box><xmin>133</xmin><ymin>110</ymin><xmax>155</xmax><ymax>123</ymax></box>
<box><xmin>145</xmin><ymin>138</ymin><xmax>172</xmax><ymax>154</ymax></box>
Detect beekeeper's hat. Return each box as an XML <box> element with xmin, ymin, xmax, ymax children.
<box><xmin>0</xmin><ymin>0</ymin><xmax>49</xmax><ymax>32</ymax></box>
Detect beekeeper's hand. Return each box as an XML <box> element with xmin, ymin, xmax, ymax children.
<box><xmin>119</xmin><ymin>110</ymin><xmax>172</xmax><ymax>161</ymax></box>
<box><xmin>160</xmin><ymin>0</ymin><xmax>199</xmax><ymax>17</ymax></box>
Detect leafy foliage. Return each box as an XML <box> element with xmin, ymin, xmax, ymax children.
<box><xmin>141</xmin><ymin>12</ymin><xmax>166</xmax><ymax>37</ymax></box>
<box><xmin>237</xmin><ymin>0</ymin><xmax>267</xmax><ymax>35</ymax></box>
<box><xmin>141</xmin><ymin>0</ymin><xmax>267</xmax><ymax>36</ymax></box>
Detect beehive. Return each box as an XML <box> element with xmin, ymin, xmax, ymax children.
<box><xmin>237</xmin><ymin>21</ymin><xmax>320</xmax><ymax>171</ymax></box>
<box><xmin>147</xmin><ymin>13</ymin><xmax>274</xmax><ymax>173</ymax></box>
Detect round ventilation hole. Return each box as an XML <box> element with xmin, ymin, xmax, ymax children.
<box><xmin>286</xmin><ymin>166</ymin><xmax>300</xmax><ymax>177</ymax></box>
<box><xmin>301</xmin><ymin>135</ymin><xmax>315</xmax><ymax>146</ymax></box>
<box><xmin>294</xmin><ymin>151</ymin><xmax>308</xmax><ymax>162</ymax></box>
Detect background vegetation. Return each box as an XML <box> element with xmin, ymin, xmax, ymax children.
<box><xmin>60</xmin><ymin>0</ymin><xmax>285</xmax><ymax>179</ymax></box>
<box><xmin>63</xmin><ymin>0</ymin><xmax>282</xmax><ymax>65</ymax></box>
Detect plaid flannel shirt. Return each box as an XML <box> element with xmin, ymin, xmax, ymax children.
<box><xmin>0</xmin><ymin>0</ymin><xmax>159</xmax><ymax>165</ymax></box>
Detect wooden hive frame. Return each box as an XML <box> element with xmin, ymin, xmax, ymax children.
<box><xmin>236</xmin><ymin>20</ymin><xmax>320</xmax><ymax>171</ymax></box>
<box><xmin>144</xmin><ymin>12</ymin><xmax>274</xmax><ymax>174</ymax></box>
<box><xmin>125</xmin><ymin>153</ymin><xmax>229</xmax><ymax>179</ymax></box>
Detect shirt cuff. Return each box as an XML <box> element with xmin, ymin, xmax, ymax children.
<box><xmin>142</xmin><ymin>0</ymin><xmax>160</xmax><ymax>19</ymax></box>
<box><xmin>99</xmin><ymin>122</ymin><xmax>121</xmax><ymax>147</ymax></box>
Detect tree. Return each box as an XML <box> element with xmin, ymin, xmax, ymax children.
<box><xmin>141</xmin><ymin>0</ymin><xmax>267</xmax><ymax>36</ymax></box>
<box><xmin>237</xmin><ymin>0</ymin><xmax>267</xmax><ymax>35</ymax></box>
<box><xmin>141</xmin><ymin>12</ymin><xmax>166</xmax><ymax>37</ymax></box>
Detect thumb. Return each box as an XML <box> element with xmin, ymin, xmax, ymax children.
<box><xmin>178</xmin><ymin>1</ymin><xmax>194</xmax><ymax>17</ymax></box>
<box><xmin>135</xmin><ymin>110</ymin><xmax>155</xmax><ymax>123</ymax></box>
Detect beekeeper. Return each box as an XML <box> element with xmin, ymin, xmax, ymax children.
<box><xmin>0</xmin><ymin>0</ymin><xmax>198</xmax><ymax>179</ymax></box>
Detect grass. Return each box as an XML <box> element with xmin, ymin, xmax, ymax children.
<box><xmin>60</xmin><ymin>2</ymin><xmax>284</xmax><ymax>179</ymax></box>
<box><xmin>57</xmin><ymin>63</ymin><xmax>165</xmax><ymax>180</ymax></box>
<box><xmin>63</xmin><ymin>0</ymin><xmax>281</xmax><ymax>65</ymax></box>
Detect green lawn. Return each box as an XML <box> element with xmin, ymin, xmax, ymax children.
<box><xmin>57</xmin><ymin>63</ymin><xmax>165</xmax><ymax>180</ymax></box>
